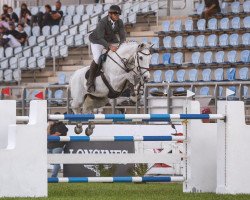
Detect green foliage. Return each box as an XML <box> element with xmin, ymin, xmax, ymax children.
<box><xmin>128</xmin><ymin>164</ymin><xmax>148</xmax><ymax>176</ymax></box>
<box><xmin>98</xmin><ymin>164</ymin><xmax>116</xmax><ymax>177</ymax></box>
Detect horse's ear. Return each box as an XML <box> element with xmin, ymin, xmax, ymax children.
<box><xmin>138</xmin><ymin>43</ymin><xmax>145</xmax><ymax>50</ymax></box>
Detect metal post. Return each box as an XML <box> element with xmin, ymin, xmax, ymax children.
<box><xmin>53</xmin><ymin>44</ymin><xmax>56</xmax><ymax>75</ymax></box>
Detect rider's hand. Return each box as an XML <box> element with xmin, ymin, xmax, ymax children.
<box><xmin>109</xmin><ymin>45</ymin><xmax>118</xmax><ymax>52</ymax></box>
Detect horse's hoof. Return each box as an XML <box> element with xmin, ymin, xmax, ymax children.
<box><xmin>74</xmin><ymin>126</ymin><xmax>83</xmax><ymax>135</ymax></box>
<box><xmin>85</xmin><ymin>127</ymin><xmax>93</xmax><ymax>136</ymax></box>
<box><xmin>88</xmin><ymin>123</ymin><xmax>95</xmax><ymax>129</ymax></box>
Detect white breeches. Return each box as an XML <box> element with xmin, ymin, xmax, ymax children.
<box><xmin>90</xmin><ymin>43</ymin><xmax>105</xmax><ymax>64</ymax></box>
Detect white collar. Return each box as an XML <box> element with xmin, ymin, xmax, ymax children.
<box><xmin>108</xmin><ymin>16</ymin><xmax>115</xmax><ymax>24</ymax></box>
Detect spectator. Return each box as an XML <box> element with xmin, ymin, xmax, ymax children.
<box><xmin>16</xmin><ymin>23</ymin><xmax>28</xmax><ymax>46</ymax></box>
<box><xmin>0</xmin><ymin>15</ymin><xmax>10</xmax><ymax>29</ymax></box>
<box><xmin>47</xmin><ymin>115</ymin><xmax>68</xmax><ymax>178</ymax></box>
<box><xmin>19</xmin><ymin>3</ymin><xmax>31</xmax><ymax>25</ymax></box>
<box><xmin>1</xmin><ymin>4</ymin><xmax>8</xmax><ymax>18</ymax></box>
<box><xmin>3</xmin><ymin>22</ymin><xmax>21</xmax><ymax>47</ymax></box>
<box><xmin>8</xmin><ymin>7</ymin><xmax>19</xmax><ymax>23</ymax></box>
<box><xmin>43</xmin><ymin>5</ymin><xmax>53</xmax><ymax>26</ymax></box>
<box><xmin>202</xmin><ymin>0</ymin><xmax>221</xmax><ymax>20</ymax></box>
<box><xmin>50</xmin><ymin>1</ymin><xmax>63</xmax><ymax>26</ymax></box>
<box><xmin>0</xmin><ymin>27</ymin><xmax>9</xmax><ymax>48</ymax></box>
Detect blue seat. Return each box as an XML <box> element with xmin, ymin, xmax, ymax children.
<box><xmin>215</xmin><ymin>51</ymin><xmax>225</xmax><ymax>64</ymax></box>
<box><xmin>240</xmin><ymin>50</ymin><xmax>250</xmax><ymax>63</ymax></box>
<box><xmin>239</xmin><ymin>67</ymin><xmax>249</xmax><ymax>80</ymax></box>
<box><xmin>243</xmin><ymin>16</ymin><xmax>250</xmax><ymax>29</ymax></box>
<box><xmin>216</xmin><ymin>86</ymin><xmax>224</xmax><ymax>99</ymax></box>
<box><xmin>197</xmin><ymin>19</ymin><xmax>206</xmax><ymax>31</ymax></box>
<box><xmin>58</xmin><ymin>73</ymin><xmax>66</xmax><ymax>85</ymax></box>
<box><xmin>188</xmin><ymin>69</ymin><xmax>198</xmax><ymax>82</ymax></box>
<box><xmin>162</xmin><ymin>53</ymin><xmax>171</xmax><ymax>65</ymax></box>
<box><xmin>54</xmin><ymin>89</ymin><xmax>64</xmax><ymax>104</ymax></box>
<box><xmin>208</xmin><ymin>34</ymin><xmax>217</xmax><ymax>48</ymax></box>
<box><xmin>220</xmin><ymin>18</ymin><xmax>229</xmax><ymax>30</ymax></box>
<box><xmin>173</xmin><ymin>52</ymin><xmax>183</xmax><ymax>65</ymax></box>
<box><xmin>200</xmin><ymin>86</ymin><xmax>210</xmax><ymax>96</ymax></box>
<box><xmin>195</xmin><ymin>3</ymin><xmax>205</xmax><ymax>15</ymax></box>
<box><xmin>219</xmin><ymin>34</ymin><xmax>229</xmax><ymax>47</ymax></box>
<box><xmin>151</xmin><ymin>37</ymin><xmax>159</xmax><ymax>49</ymax></box>
<box><xmin>163</xmin><ymin>36</ymin><xmax>172</xmax><ymax>49</ymax></box>
<box><xmin>149</xmin><ymin>53</ymin><xmax>159</xmax><ymax>67</ymax></box>
<box><xmin>204</xmin><ymin>51</ymin><xmax>213</xmax><ymax>64</ymax></box>
<box><xmin>164</xmin><ymin>70</ymin><xmax>174</xmax><ymax>83</ymax></box>
<box><xmin>242</xmin><ymin>33</ymin><xmax>250</xmax><ymax>46</ymax></box>
<box><xmin>227</xmin><ymin>68</ymin><xmax>236</xmax><ymax>81</ymax></box>
<box><xmin>227</xmin><ymin>86</ymin><xmax>237</xmax><ymax>100</ymax></box>
<box><xmin>185</xmin><ymin>19</ymin><xmax>193</xmax><ymax>32</ymax></box>
<box><xmin>153</xmin><ymin>70</ymin><xmax>162</xmax><ymax>83</ymax></box>
<box><xmin>227</xmin><ymin>50</ymin><xmax>237</xmax><ymax>63</ymax></box>
<box><xmin>231</xmin><ymin>2</ymin><xmax>240</xmax><ymax>14</ymax></box>
<box><xmin>162</xmin><ymin>21</ymin><xmax>170</xmax><ymax>33</ymax></box>
<box><xmin>173</xmin><ymin>20</ymin><xmax>182</xmax><ymax>32</ymax></box>
<box><xmin>243</xmin><ymin>1</ymin><xmax>250</xmax><ymax>13</ymax></box>
<box><xmin>202</xmin><ymin>69</ymin><xmax>211</xmax><ymax>81</ymax></box>
<box><xmin>231</xmin><ymin>17</ymin><xmax>240</xmax><ymax>30</ymax></box>
<box><xmin>208</xmin><ymin>18</ymin><xmax>217</xmax><ymax>31</ymax></box>
<box><xmin>174</xmin><ymin>36</ymin><xmax>183</xmax><ymax>48</ymax></box>
<box><xmin>196</xmin><ymin>35</ymin><xmax>205</xmax><ymax>48</ymax></box>
<box><xmin>176</xmin><ymin>69</ymin><xmax>185</xmax><ymax>82</ymax></box>
<box><xmin>186</xmin><ymin>35</ymin><xmax>195</xmax><ymax>49</ymax></box>
<box><xmin>214</xmin><ymin>68</ymin><xmax>224</xmax><ymax>81</ymax></box>
<box><xmin>191</xmin><ymin>52</ymin><xmax>201</xmax><ymax>65</ymax></box>
<box><xmin>229</xmin><ymin>34</ymin><xmax>239</xmax><ymax>46</ymax></box>
<box><xmin>243</xmin><ymin>86</ymin><xmax>249</xmax><ymax>99</ymax></box>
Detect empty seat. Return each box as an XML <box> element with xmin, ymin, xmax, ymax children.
<box><xmin>9</xmin><ymin>57</ymin><xmax>18</xmax><ymax>69</ymax></box>
<box><xmin>63</xmin><ymin>15</ymin><xmax>72</xmax><ymax>26</ymax></box>
<box><xmin>243</xmin><ymin>1</ymin><xmax>250</xmax><ymax>13</ymax></box>
<box><xmin>60</xmin><ymin>45</ymin><xmax>68</xmax><ymax>57</ymax></box>
<box><xmin>220</xmin><ymin>18</ymin><xmax>229</xmax><ymax>30</ymax></box>
<box><xmin>240</xmin><ymin>50</ymin><xmax>250</xmax><ymax>63</ymax></box>
<box><xmin>195</xmin><ymin>3</ymin><xmax>205</xmax><ymax>15</ymax></box>
<box><xmin>32</xmin><ymin>46</ymin><xmax>41</xmax><ymax>57</ymax></box>
<box><xmin>54</xmin><ymin>90</ymin><xmax>64</xmax><ymax>104</ymax></box>
<box><xmin>76</xmin><ymin>4</ymin><xmax>84</xmax><ymax>15</ymax></box>
<box><xmin>86</xmin><ymin>4</ymin><xmax>94</xmax><ymax>16</ymax></box>
<box><xmin>242</xmin><ymin>33</ymin><xmax>250</xmax><ymax>46</ymax></box>
<box><xmin>162</xmin><ymin>21</ymin><xmax>170</xmax><ymax>33</ymax></box>
<box><xmin>186</xmin><ymin>35</ymin><xmax>195</xmax><ymax>49</ymax></box>
<box><xmin>82</xmin><ymin>14</ymin><xmax>89</xmax><ymax>22</ymax></box>
<box><xmin>13</xmin><ymin>69</ymin><xmax>21</xmax><ymax>81</ymax></box>
<box><xmin>37</xmin><ymin>57</ymin><xmax>46</xmax><ymax>69</ymax></box>
<box><xmin>58</xmin><ymin>72</ymin><xmax>66</xmax><ymax>85</ymax></box>
<box><xmin>243</xmin><ymin>86</ymin><xmax>249</xmax><ymax>99</ymax></box>
<box><xmin>214</xmin><ymin>68</ymin><xmax>224</xmax><ymax>81</ymax></box>
<box><xmin>215</xmin><ymin>51</ymin><xmax>225</xmax><ymax>63</ymax></box>
<box><xmin>56</xmin><ymin>35</ymin><xmax>65</xmax><ymax>46</ymax></box>
<box><xmin>24</xmin><ymin>26</ymin><xmax>31</xmax><ymax>37</ymax></box>
<box><xmin>150</xmin><ymin>53</ymin><xmax>159</xmax><ymax>66</ymax></box>
<box><xmin>204</xmin><ymin>51</ymin><xmax>213</xmax><ymax>64</ymax></box>
<box><xmin>79</xmin><ymin>21</ymin><xmax>88</xmax><ymax>35</ymax></box>
<box><xmin>67</xmin><ymin>5</ymin><xmax>76</xmax><ymax>15</ymax></box>
<box><xmin>4</xmin><ymin>69</ymin><xmax>13</xmax><ymax>82</ymax></box>
<box><xmin>162</xmin><ymin>53</ymin><xmax>171</xmax><ymax>65</ymax></box>
<box><xmin>227</xmin><ymin>50</ymin><xmax>237</xmax><ymax>63</ymax></box>
<box><xmin>28</xmin><ymin>36</ymin><xmax>37</xmax><ymax>46</ymax></box>
<box><xmin>208</xmin><ymin>18</ymin><xmax>217</xmax><ymax>30</ymax></box>
<box><xmin>5</xmin><ymin>47</ymin><xmax>13</xmax><ymax>57</ymax></box>
<box><xmin>219</xmin><ymin>34</ymin><xmax>229</xmax><ymax>47</ymax></box>
<box><xmin>243</xmin><ymin>16</ymin><xmax>250</xmax><ymax>29</ymax></box>
<box><xmin>164</xmin><ymin>70</ymin><xmax>174</xmax><ymax>82</ymax></box>
<box><xmin>94</xmin><ymin>4</ymin><xmax>103</xmax><ymax>15</ymax></box>
<box><xmin>73</xmin><ymin>15</ymin><xmax>81</xmax><ymax>25</ymax></box>
<box><xmin>208</xmin><ymin>34</ymin><xmax>217</xmax><ymax>47</ymax></box>
<box><xmin>0</xmin><ymin>47</ymin><xmax>4</xmax><ymax>58</ymax></box>
<box><xmin>196</xmin><ymin>35</ymin><xmax>205</xmax><ymax>48</ymax></box>
<box><xmin>176</xmin><ymin>69</ymin><xmax>185</xmax><ymax>82</ymax></box>
<box><xmin>191</xmin><ymin>52</ymin><xmax>201</xmax><ymax>65</ymax></box>
<box><xmin>151</xmin><ymin>37</ymin><xmax>159</xmax><ymax>49</ymax></box>
<box><xmin>229</xmin><ymin>33</ymin><xmax>239</xmax><ymax>46</ymax></box>
<box><xmin>231</xmin><ymin>2</ymin><xmax>240</xmax><ymax>14</ymax></box>
<box><xmin>46</xmin><ymin>36</ymin><xmax>55</xmax><ymax>47</ymax></box>
<box><xmin>189</xmin><ymin>69</ymin><xmax>198</xmax><ymax>82</ymax></box>
<box><xmin>173</xmin><ymin>52</ymin><xmax>183</xmax><ymax>65</ymax></box>
<box><xmin>239</xmin><ymin>67</ymin><xmax>248</xmax><ymax>80</ymax></box>
<box><xmin>231</xmin><ymin>17</ymin><xmax>240</xmax><ymax>30</ymax></box>
<box><xmin>197</xmin><ymin>19</ymin><xmax>206</xmax><ymax>31</ymax></box>
<box><xmin>42</xmin><ymin>46</ymin><xmax>50</xmax><ymax>58</ymax></box>
<box><xmin>60</xmin><ymin>25</ymin><xmax>69</xmax><ymax>36</ymax></box>
<box><xmin>199</xmin><ymin>86</ymin><xmax>210</xmax><ymax>96</ymax></box>
<box><xmin>0</xmin><ymin>58</ymin><xmax>8</xmax><ymax>69</ymax></box>
<box><xmin>28</xmin><ymin>57</ymin><xmax>37</xmax><ymax>69</ymax></box>
<box><xmin>153</xmin><ymin>70</ymin><xmax>162</xmax><ymax>82</ymax></box>
<box><xmin>42</xmin><ymin>26</ymin><xmax>50</xmax><ymax>36</ymax></box>
<box><xmin>128</xmin><ymin>13</ymin><xmax>136</xmax><ymax>24</ymax></box>
<box><xmin>14</xmin><ymin>46</ymin><xmax>23</xmax><ymax>57</ymax></box>
<box><xmin>37</xmin><ymin>36</ymin><xmax>46</xmax><ymax>47</ymax></box>
<box><xmin>174</xmin><ymin>36</ymin><xmax>183</xmax><ymax>48</ymax></box>
<box><xmin>173</xmin><ymin>20</ymin><xmax>182</xmax><ymax>32</ymax></box>
<box><xmin>0</xmin><ymin>70</ymin><xmax>3</xmax><ymax>82</ymax></box>
<box><xmin>51</xmin><ymin>25</ymin><xmax>59</xmax><ymax>35</ymax></box>
<box><xmin>74</xmin><ymin>34</ymin><xmax>84</xmax><ymax>46</ymax></box>
<box><xmin>69</xmin><ymin>26</ymin><xmax>78</xmax><ymax>35</ymax></box>
<box><xmin>51</xmin><ymin>46</ymin><xmax>60</xmax><ymax>58</ymax></box>
<box><xmin>227</xmin><ymin>68</ymin><xmax>236</xmax><ymax>81</ymax></box>
<box><xmin>140</xmin><ymin>2</ymin><xmax>150</xmax><ymax>13</ymax></box>
<box><xmin>163</xmin><ymin>36</ymin><xmax>172</xmax><ymax>49</ymax></box>
<box><xmin>65</xmin><ymin>35</ymin><xmax>74</xmax><ymax>46</ymax></box>
<box><xmin>202</xmin><ymin>69</ymin><xmax>211</xmax><ymax>81</ymax></box>
<box><xmin>19</xmin><ymin>57</ymin><xmax>27</xmax><ymax>69</ymax></box>
<box><xmin>185</xmin><ymin>19</ymin><xmax>193</xmax><ymax>32</ymax></box>
<box><xmin>32</xmin><ymin>26</ymin><xmax>40</xmax><ymax>37</ymax></box>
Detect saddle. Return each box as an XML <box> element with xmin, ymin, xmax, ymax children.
<box><xmin>85</xmin><ymin>52</ymin><xmax>108</xmax><ymax>80</ymax></box>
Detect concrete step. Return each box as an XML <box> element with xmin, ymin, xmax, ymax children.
<box><xmin>60</xmin><ymin>65</ymin><xmax>84</xmax><ymax>71</ymax></box>
<box><xmin>22</xmin><ymin>70</ymin><xmax>54</xmax><ymax>78</ymax></box>
<box><xmin>129</xmin><ymin>31</ymin><xmax>156</xmax><ymax>37</ymax></box>
<box><xmin>22</xmin><ymin>77</ymin><xmax>49</xmax><ymax>83</ymax></box>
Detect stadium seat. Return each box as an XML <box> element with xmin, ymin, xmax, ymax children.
<box><xmin>150</xmin><ymin>53</ymin><xmax>159</xmax><ymax>67</ymax></box>
<box><xmin>32</xmin><ymin>46</ymin><xmax>41</xmax><ymax>57</ymax></box>
<box><xmin>214</xmin><ymin>68</ymin><xmax>224</xmax><ymax>81</ymax></box>
<box><xmin>161</xmin><ymin>21</ymin><xmax>170</xmax><ymax>33</ymax></box>
<box><xmin>202</xmin><ymin>68</ymin><xmax>211</xmax><ymax>81</ymax></box>
<box><xmin>188</xmin><ymin>69</ymin><xmax>198</xmax><ymax>82</ymax></box>
<box><xmin>207</xmin><ymin>34</ymin><xmax>217</xmax><ymax>48</ymax></box>
<box><xmin>184</xmin><ymin>19</ymin><xmax>193</xmax><ymax>32</ymax></box>
<box><xmin>103</xmin><ymin>4</ymin><xmax>111</xmax><ymax>12</ymax></box>
<box><xmin>73</xmin><ymin>15</ymin><xmax>81</xmax><ymax>25</ymax></box>
<box><xmin>153</xmin><ymin>70</ymin><xmax>162</xmax><ymax>82</ymax></box>
<box><xmin>140</xmin><ymin>2</ymin><xmax>150</xmax><ymax>13</ymax></box>
<box><xmin>215</xmin><ymin>51</ymin><xmax>225</xmax><ymax>63</ymax></box>
<box><xmin>82</xmin><ymin>14</ymin><xmax>89</xmax><ymax>22</ymax></box>
<box><xmin>28</xmin><ymin>57</ymin><xmax>37</xmax><ymax>69</ymax></box>
<box><xmin>74</xmin><ymin>34</ymin><xmax>84</xmax><ymax>46</ymax></box>
<box><xmin>243</xmin><ymin>16</ymin><xmax>250</xmax><ymax>29</ymax></box>
<box><xmin>60</xmin><ymin>45</ymin><xmax>68</xmax><ymax>57</ymax></box>
<box><xmin>219</xmin><ymin>34</ymin><xmax>229</xmax><ymax>47</ymax></box>
<box><xmin>42</xmin><ymin>46</ymin><xmax>50</xmax><ymax>58</ymax></box>
<box><xmin>28</xmin><ymin>36</ymin><xmax>37</xmax><ymax>46</ymax></box>
<box><xmin>4</xmin><ymin>69</ymin><xmax>13</xmax><ymax>82</ymax></box>
<box><xmin>19</xmin><ymin>57</ymin><xmax>27</xmax><ymax>69</ymax></box>
<box><xmin>51</xmin><ymin>46</ymin><xmax>60</xmax><ymax>58</ymax></box>
<box><xmin>65</xmin><ymin>35</ymin><xmax>74</xmax><ymax>46</ymax></box>
<box><xmin>227</xmin><ymin>86</ymin><xmax>237</xmax><ymax>99</ymax></box>
<box><xmin>37</xmin><ymin>36</ymin><xmax>46</xmax><ymax>47</ymax></box>
<box><xmin>173</xmin><ymin>20</ymin><xmax>182</xmax><ymax>32</ymax></box>
<box><xmin>23</xmin><ymin>47</ymin><xmax>32</xmax><ymax>57</ymax></box>
<box><xmin>186</xmin><ymin>35</ymin><xmax>195</xmax><ymax>49</ymax></box>
<box><xmin>42</xmin><ymin>26</ymin><xmax>50</xmax><ymax>36</ymax></box>
<box><xmin>67</xmin><ymin>5</ymin><xmax>76</xmax><ymax>16</ymax></box>
<box><xmin>191</xmin><ymin>52</ymin><xmax>201</xmax><ymax>65</ymax></box>
<box><xmin>86</xmin><ymin>4</ymin><xmax>94</xmax><ymax>16</ymax></box>
<box><xmin>227</xmin><ymin>50</ymin><xmax>237</xmax><ymax>63</ymax></box>
<box><xmin>162</xmin><ymin>53</ymin><xmax>171</xmax><ymax>65</ymax></box>
<box><xmin>0</xmin><ymin>47</ymin><xmax>4</xmax><ymax>58</ymax></box>
<box><xmin>13</xmin><ymin>69</ymin><xmax>21</xmax><ymax>82</ymax></box>
<box><xmin>94</xmin><ymin>3</ymin><xmax>103</xmax><ymax>16</ymax></box>
<box><xmin>227</xmin><ymin>68</ymin><xmax>236</xmax><ymax>81</ymax></box>
<box><xmin>204</xmin><ymin>51</ymin><xmax>213</xmax><ymax>65</ymax></box>
<box><xmin>128</xmin><ymin>13</ymin><xmax>137</xmax><ymax>24</ymax></box>
<box><xmin>58</xmin><ymin>72</ymin><xmax>66</xmax><ymax>85</ymax></box>
<box><xmin>37</xmin><ymin>57</ymin><xmax>46</xmax><ymax>69</ymax></box>
<box><xmin>63</xmin><ymin>15</ymin><xmax>72</xmax><ymax>26</ymax></box>
<box><xmin>242</xmin><ymin>33</ymin><xmax>250</xmax><ymax>46</ymax></box>
<box><xmin>231</xmin><ymin>17</ymin><xmax>240</xmax><ymax>30</ymax></box>
<box><xmin>243</xmin><ymin>1</ymin><xmax>250</xmax><ymax>13</ymax></box>
<box><xmin>163</xmin><ymin>36</ymin><xmax>172</xmax><ymax>49</ymax></box>
<box><xmin>14</xmin><ymin>46</ymin><xmax>23</xmax><ymax>58</ymax></box>
<box><xmin>197</xmin><ymin>19</ymin><xmax>206</xmax><ymax>32</ymax></box>
<box><xmin>240</xmin><ymin>50</ymin><xmax>250</xmax><ymax>63</ymax></box>
<box><xmin>174</xmin><ymin>35</ymin><xmax>183</xmax><ymax>49</ymax></box>
<box><xmin>220</xmin><ymin>17</ymin><xmax>229</xmax><ymax>30</ymax></box>
<box><xmin>221</xmin><ymin>2</ymin><xmax>228</xmax><ymax>15</ymax></box>
<box><xmin>51</xmin><ymin>25</ymin><xmax>60</xmax><ymax>35</ymax></box>
<box><xmin>196</xmin><ymin>35</ymin><xmax>205</xmax><ymax>48</ymax></box>
<box><xmin>0</xmin><ymin>58</ymin><xmax>8</xmax><ymax>69</ymax></box>
<box><xmin>5</xmin><ymin>47</ymin><xmax>13</xmax><ymax>57</ymax></box>
<box><xmin>9</xmin><ymin>57</ymin><xmax>17</xmax><ymax>69</ymax></box>
<box><xmin>164</xmin><ymin>70</ymin><xmax>174</xmax><ymax>82</ymax></box>
<box><xmin>239</xmin><ymin>67</ymin><xmax>248</xmax><ymax>80</ymax></box>
<box><xmin>76</xmin><ymin>4</ymin><xmax>84</xmax><ymax>15</ymax></box>
<box><xmin>229</xmin><ymin>33</ymin><xmax>239</xmax><ymax>46</ymax></box>
<box><xmin>79</xmin><ymin>21</ymin><xmax>89</xmax><ymax>35</ymax></box>
<box><xmin>230</xmin><ymin>2</ymin><xmax>240</xmax><ymax>15</ymax></box>
<box><xmin>173</xmin><ymin>52</ymin><xmax>183</xmax><ymax>66</ymax></box>
<box><xmin>32</xmin><ymin>26</ymin><xmax>40</xmax><ymax>37</ymax></box>
<box><xmin>54</xmin><ymin>89</ymin><xmax>64</xmax><ymax>104</ymax></box>
<box><xmin>151</xmin><ymin>37</ymin><xmax>159</xmax><ymax>49</ymax></box>
<box><xmin>56</xmin><ymin>35</ymin><xmax>65</xmax><ymax>46</ymax></box>
<box><xmin>0</xmin><ymin>70</ymin><xmax>3</xmax><ymax>82</ymax></box>
<box><xmin>208</xmin><ymin>18</ymin><xmax>217</xmax><ymax>31</ymax></box>
<box><xmin>46</xmin><ymin>36</ymin><xmax>55</xmax><ymax>47</ymax></box>
<box><xmin>150</xmin><ymin>1</ymin><xmax>158</xmax><ymax>12</ymax></box>
<box><xmin>69</xmin><ymin>26</ymin><xmax>78</xmax><ymax>35</ymax></box>
<box><xmin>176</xmin><ymin>69</ymin><xmax>185</xmax><ymax>82</ymax></box>
<box><xmin>24</xmin><ymin>26</ymin><xmax>31</xmax><ymax>37</ymax></box>
<box><xmin>199</xmin><ymin>86</ymin><xmax>210</xmax><ymax>95</ymax></box>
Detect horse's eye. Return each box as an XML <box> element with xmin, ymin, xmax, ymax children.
<box><xmin>139</xmin><ymin>56</ymin><xmax>143</xmax><ymax>60</ymax></box>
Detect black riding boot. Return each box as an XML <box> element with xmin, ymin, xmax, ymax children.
<box><xmin>87</xmin><ymin>61</ymin><xmax>98</xmax><ymax>93</ymax></box>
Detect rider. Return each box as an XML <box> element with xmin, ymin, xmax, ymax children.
<box><xmin>87</xmin><ymin>5</ymin><xmax>126</xmax><ymax>93</ymax></box>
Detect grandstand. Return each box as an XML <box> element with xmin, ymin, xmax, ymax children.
<box><xmin>0</xmin><ymin>0</ymin><xmax>250</xmax><ymax>122</ymax></box>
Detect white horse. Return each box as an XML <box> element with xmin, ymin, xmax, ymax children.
<box><xmin>69</xmin><ymin>42</ymin><xmax>152</xmax><ymax>135</ymax></box>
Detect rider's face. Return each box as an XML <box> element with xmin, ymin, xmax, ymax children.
<box><xmin>109</xmin><ymin>12</ymin><xmax>120</xmax><ymax>21</ymax></box>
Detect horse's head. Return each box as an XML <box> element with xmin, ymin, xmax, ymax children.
<box><xmin>134</xmin><ymin>43</ymin><xmax>152</xmax><ymax>83</ymax></box>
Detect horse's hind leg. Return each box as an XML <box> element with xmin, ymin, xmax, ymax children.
<box><xmin>71</xmin><ymin>99</ymin><xmax>84</xmax><ymax>134</ymax></box>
